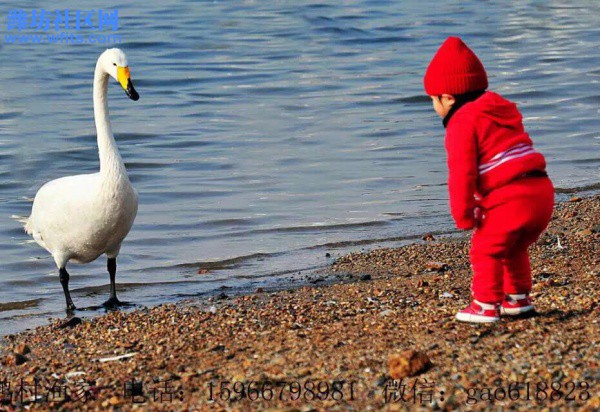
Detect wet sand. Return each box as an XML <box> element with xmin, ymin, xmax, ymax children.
<box><xmin>1</xmin><ymin>195</ymin><xmax>598</xmax><ymax>411</ymax></box>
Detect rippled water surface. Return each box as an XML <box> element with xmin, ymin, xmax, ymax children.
<box><xmin>0</xmin><ymin>0</ymin><xmax>598</xmax><ymax>334</ymax></box>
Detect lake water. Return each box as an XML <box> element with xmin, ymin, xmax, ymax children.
<box><xmin>1</xmin><ymin>0</ymin><xmax>598</xmax><ymax>335</ymax></box>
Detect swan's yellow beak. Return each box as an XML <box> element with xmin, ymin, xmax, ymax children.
<box><xmin>117</xmin><ymin>66</ymin><xmax>139</xmax><ymax>101</ymax></box>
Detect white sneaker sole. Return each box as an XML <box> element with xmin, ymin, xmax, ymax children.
<box><xmin>500</xmin><ymin>305</ymin><xmax>534</xmax><ymax>316</ymax></box>
<box><xmin>455</xmin><ymin>313</ymin><xmax>499</xmax><ymax>323</ymax></box>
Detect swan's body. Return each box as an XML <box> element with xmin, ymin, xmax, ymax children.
<box><xmin>26</xmin><ymin>172</ymin><xmax>137</xmax><ymax>265</ymax></box>
<box><xmin>24</xmin><ymin>48</ymin><xmax>140</xmax><ymax>310</ymax></box>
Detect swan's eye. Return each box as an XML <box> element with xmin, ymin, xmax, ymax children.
<box><xmin>113</xmin><ymin>63</ymin><xmax>117</xmax><ymax>67</ymax></box>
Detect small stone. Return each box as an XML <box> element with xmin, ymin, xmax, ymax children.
<box><xmin>569</xmin><ymin>196</ymin><xmax>582</xmax><ymax>202</ymax></box>
<box><xmin>426</xmin><ymin>261</ymin><xmax>450</xmax><ymax>272</ymax></box>
<box><xmin>325</xmin><ymin>253</ymin><xmax>331</xmax><ymax>258</ymax></box>
<box><xmin>360</xmin><ymin>274</ymin><xmax>372</xmax><ymax>281</ymax></box>
<box><xmin>389</xmin><ymin>350</ymin><xmax>431</xmax><ymax>379</ymax></box>
<box><xmin>440</xmin><ymin>292</ymin><xmax>454</xmax><ymax>299</ymax></box>
<box><xmin>591</xmin><ymin>224</ymin><xmax>600</xmax><ymax>234</ymax></box>
<box><xmin>57</xmin><ymin>317</ymin><xmax>82</xmax><ymax>329</ymax></box>
<box><xmin>109</xmin><ymin>396</ymin><xmax>122</xmax><ymax>406</ymax></box>
<box><xmin>255</xmin><ymin>287</ymin><xmax>264</xmax><ymax>293</ymax></box>
<box><xmin>5</xmin><ymin>353</ymin><xmax>28</xmax><ymax>366</ymax></box>
<box><xmin>197</xmin><ymin>269</ymin><xmax>209</xmax><ymax>275</ymax></box>
<box><xmin>210</xmin><ymin>344</ymin><xmax>225</xmax><ymax>352</ymax></box>
<box><xmin>15</xmin><ymin>343</ymin><xmax>31</xmax><ymax>355</ymax></box>
<box><xmin>536</xmin><ymin>233</ymin><xmax>552</xmax><ymax>246</ymax></box>
<box><xmin>375</xmin><ymin>375</ymin><xmax>389</xmax><ymax>387</ymax></box>
<box><xmin>422</xmin><ymin>233</ymin><xmax>435</xmax><ymax>241</ymax></box>
<box><xmin>576</xmin><ymin>229</ymin><xmax>593</xmax><ymax>237</ymax></box>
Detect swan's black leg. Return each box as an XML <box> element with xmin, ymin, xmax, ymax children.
<box><xmin>103</xmin><ymin>258</ymin><xmax>121</xmax><ymax>307</ymax></box>
<box><xmin>108</xmin><ymin>258</ymin><xmax>117</xmax><ymax>300</ymax></box>
<box><xmin>59</xmin><ymin>267</ymin><xmax>76</xmax><ymax>311</ymax></box>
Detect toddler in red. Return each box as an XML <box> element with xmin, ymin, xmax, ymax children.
<box><xmin>423</xmin><ymin>37</ymin><xmax>554</xmax><ymax>323</ymax></box>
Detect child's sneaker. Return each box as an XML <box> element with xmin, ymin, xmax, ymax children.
<box><xmin>455</xmin><ymin>300</ymin><xmax>500</xmax><ymax>323</ymax></box>
<box><xmin>501</xmin><ymin>294</ymin><xmax>534</xmax><ymax>315</ymax></box>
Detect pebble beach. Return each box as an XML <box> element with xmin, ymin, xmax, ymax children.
<box><xmin>1</xmin><ymin>194</ymin><xmax>598</xmax><ymax>411</ymax></box>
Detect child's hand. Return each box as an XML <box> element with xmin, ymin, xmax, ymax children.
<box><xmin>456</xmin><ymin>216</ymin><xmax>476</xmax><ymax>230</ymax></box>
<box><xmin>453</xmin><ymin>207</ymin><xmax>478</xmax><ymax>230</ymax></box>
<box><xmin>456</xmin><ymin>208</ymin><xmax>481</xmax><ymax>230</ymax></box>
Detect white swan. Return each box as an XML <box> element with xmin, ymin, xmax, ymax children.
<box><xmin>24</xmin><ymin>48</ymin><xmax>139</xmax><ymax>311</ymax></box>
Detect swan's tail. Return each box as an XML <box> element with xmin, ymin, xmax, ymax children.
<box><xmin>14</xmin><ymin>214</ymin><xmax>48</xmax><ymax>251</ymax></box>
<box><xmin>11</xmin><ymin>215</ymin><xmax>32</xmax><ymax>234</ymax></box>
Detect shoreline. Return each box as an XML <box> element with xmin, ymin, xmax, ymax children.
<box><xmin>1</xmin><ymin>185</ymin><xmax>596</xmax><ymax>338</ymax></box>
<box><xmin>1</xmin><ymin>194</ymin><xmax>598</xmax><ymax>411</ymax></box>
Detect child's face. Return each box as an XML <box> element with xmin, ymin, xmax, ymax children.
<box><xmin>430</xmin><ymin>94</ymin><xmax>455</xmax><ymax>118</ymax></box>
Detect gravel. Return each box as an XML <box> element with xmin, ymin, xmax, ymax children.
<box><xmin>1</xmin><ymin>195</ymin><xmax>598</xmax><ymax>411</ymax></box>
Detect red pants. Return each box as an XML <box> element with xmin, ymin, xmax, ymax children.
<box><xmin>470</xmin><ymin>176</ymin><xmax>554</xmax><ymax>303</ymax></box>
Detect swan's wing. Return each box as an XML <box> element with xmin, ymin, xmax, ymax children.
<box><xmin>27</xmin><ymin>173</ymin><xmax>100</xmax><ymax>237</ymax></box>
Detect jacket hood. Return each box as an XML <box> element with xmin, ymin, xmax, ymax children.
<box><xmin>474</xmin><ymin>91</ymin><xmax>524</xmax><ymax>130</ymax></box>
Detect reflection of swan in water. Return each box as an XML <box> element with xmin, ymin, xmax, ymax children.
<box><xmin>24</xmin><ymin>48</ymin><xmax>140</xmax><ymax>311</ymax></box>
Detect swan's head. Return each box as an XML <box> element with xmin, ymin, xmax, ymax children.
<box><xmin>100</xmin><ymin>48</ymin><xmax>139</xmax><ymax>101</ymax></box>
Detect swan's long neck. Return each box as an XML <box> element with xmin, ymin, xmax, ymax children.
<box><xmin>93</xmin><ymin>61</ymin><xmax>127</xmax><ymax>179</ymax></box>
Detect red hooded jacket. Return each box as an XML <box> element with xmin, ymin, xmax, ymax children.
<box><xmin>445</xmin><ymin>91</ymin><xmax>547</xmax><ymax>229</ymax></box>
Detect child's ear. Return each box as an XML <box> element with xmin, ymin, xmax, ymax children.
<box><xmin>442</xmin><ymin>94</ymin><xmax>456</xmax><ymax>106</ymax></box>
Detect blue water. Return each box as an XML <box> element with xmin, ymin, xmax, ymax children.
<box><xmin>0</xmin><ymin>0</ymin><xmax>598</xmax><ymax>334</ymax></box>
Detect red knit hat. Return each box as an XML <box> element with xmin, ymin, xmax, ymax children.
<box><xmin>424</xmin><ymin>37</ymin><xmax>488</xmax><ymax>96</ymax></box>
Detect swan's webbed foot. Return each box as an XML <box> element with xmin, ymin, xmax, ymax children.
<box><xmin>104</xmin><ymin>257</ymin><xmax>133</xmax><ymax>309</ymax></box>
<box><xmin>102</xmin><ymin>296</ymin><xmax>121</xmax><ymax>308</ymax></box>
<box><xmin>102</xmin><ymin>297</ymin><xmax>133</xmax><ymax>309</ymax></box>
